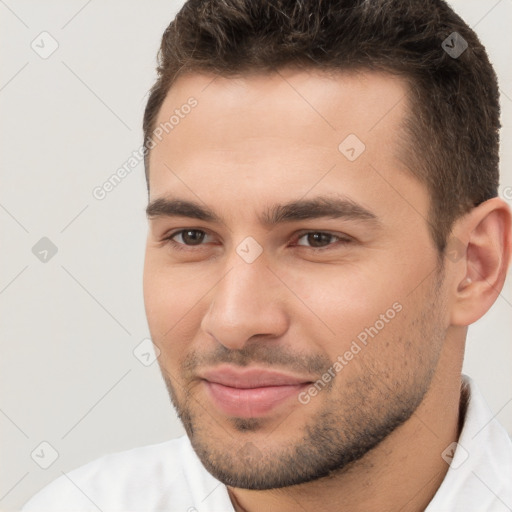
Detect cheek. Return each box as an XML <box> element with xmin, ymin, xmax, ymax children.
<box><xmin>144</xmin><ymin>277</ymin><xmax>204</xmax><ymax>377</ymax></box>
<box><xmin>292</xmin><ymin>258</ymin><xmax>440</xmax><ymax>381</ymax></box>
<box><xmin>143</xmin><ymin>255</ymin><xmax>206</xmax><ymax>345</ymax></box>
<box><xmin>292</xmin><ymin>265</ymin><xmax>405</xmax><ymax>352</ymax></box>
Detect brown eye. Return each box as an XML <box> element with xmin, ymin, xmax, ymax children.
<box><xmin>295</xmin><ymin>232</ymin><xmax>348</xmax><ymax>249</ymax></box>
<box><xmin>167</xmin><ymin>229</ymin><xmax>211</xmax><ymax>247</ymax></box>
<box><xmin>304</xmin><ymin>233</ymin><xmax>333</xmax><ymax>248</ymax></box>
<box><xmin>178</xmin><ymin>230</ymin><xmax>206</xmax><ymax>245</ymax></box>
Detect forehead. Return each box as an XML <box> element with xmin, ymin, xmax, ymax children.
<box><xmin>147</xmin><ymin>68</ymin><xmax>425</xmax><ymax>228</ymax></box>
<box><xmin>149</xmin><ymin>67</ymin><xmax>411</xmax><ymax>173</ymax></box>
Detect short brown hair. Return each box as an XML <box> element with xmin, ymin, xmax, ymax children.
<box><xmin>143</xmin><ymin>0</ymin><xmax>501</xmax><ymax>253</ymax></box>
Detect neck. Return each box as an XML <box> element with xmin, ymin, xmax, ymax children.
<box><xmin>228</xmin><ymin>336</ymin><xmax>465</xmax><ymax>512</ymax></box>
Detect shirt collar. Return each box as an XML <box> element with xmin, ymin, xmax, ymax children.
<box><xmin>425</xmin><ymin>374</ymin><xmax>512</xmax><ymax>511</ymax></box>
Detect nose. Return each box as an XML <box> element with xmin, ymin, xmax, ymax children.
<box><xmin>200</xmin><ymin>257</ymin><xmax>289</xmax><ymax>350</ymax></box>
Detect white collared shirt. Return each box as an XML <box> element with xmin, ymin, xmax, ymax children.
<box><xmin>22</xmin><ymin>374</ymin><xmax>512</xmax><ymax>511</ymax></box>
<box><xmin>425</xmin><ymin>375</ymin><xmax>512</xmax><ymax>511</ymax></box>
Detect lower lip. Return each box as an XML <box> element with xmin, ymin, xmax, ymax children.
<box><xmin>204</xmin><ymin>381</ymin><xmax>308</xmax><ymax>417</ymax></box>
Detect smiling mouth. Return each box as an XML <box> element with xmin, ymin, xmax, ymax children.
<box><xmin>199</xmin><ymin>365</ymin><xmax>313</xmax><ymax>418</ymax></box>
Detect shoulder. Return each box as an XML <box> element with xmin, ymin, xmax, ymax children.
<box><xmin>21</xmin><ymin>435</ymin><xmax>216</xmax><ymax>511</ymax></box>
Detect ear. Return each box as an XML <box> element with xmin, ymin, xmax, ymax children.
<box><xmin>449</xmin><ymin>197</ymin><xmax>512</xmax><ymax>326</ymax></box>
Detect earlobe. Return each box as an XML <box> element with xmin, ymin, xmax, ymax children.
<box><xmin>450</xmin><ymin>197</ymin><xmax>512</xmax><ymax>327</ymax></box>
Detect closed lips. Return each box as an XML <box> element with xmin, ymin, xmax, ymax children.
<box><xmin>199</xmin><ymin>365</ymin><xmax>313</xmax><ymax>388</ymax></box>
<box><xmin>199</xmin><ymin>365</ymin><xmax>313</xmax><ymax>418</ymax></box>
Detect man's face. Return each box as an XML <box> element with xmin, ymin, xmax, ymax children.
<box><xmin>143</xmin><ymin>69</ymin><xmax>450</xmax><ymax>489</ymax></box>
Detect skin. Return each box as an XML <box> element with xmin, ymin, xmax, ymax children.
<box><xmin>142</xmin><ymin>68</ymin><xmax>511</xmax><ymax>512</ymax></box>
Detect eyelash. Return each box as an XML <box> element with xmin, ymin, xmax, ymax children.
<box><xmin>162</xmin><ymin>229</ymin><xmax>352</xmax><ymax>252</ymax></box>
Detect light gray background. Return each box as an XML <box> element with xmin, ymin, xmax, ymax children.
<box><xmin>1</xmin><ymin>1</ymin><xmax>511</xmax><ymax>510</ymax></box>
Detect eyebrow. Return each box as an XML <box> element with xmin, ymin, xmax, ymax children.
<box><xmin>146</xmin><ymin>195</ymin><xmax>379</xmax><ymax>227</ymax></box>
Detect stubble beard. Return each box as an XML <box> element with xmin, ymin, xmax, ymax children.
<box><xmin>158</xmin><ymin>271</ymin><xmax>446</xmax><ymax>490</ymax></box>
